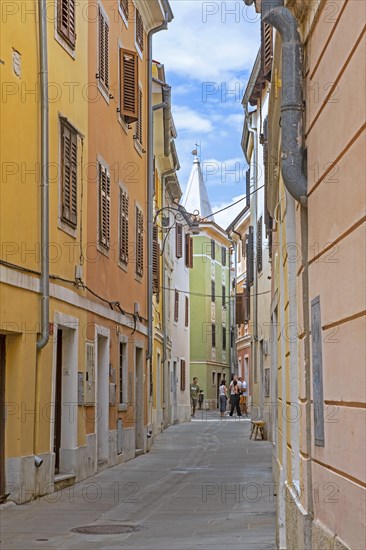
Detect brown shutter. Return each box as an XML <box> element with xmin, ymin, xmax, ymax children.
<box><xmin>57</xmin><ymin>0</ymin><xmax>76</xmax><ymax>48</ymax></box>
<box><xmin>211</xmin><ymin>281</ymin><xmax>215</xmax><ymax>302</ymax></box>
<box><xmin>152</xmin><ymin>224</ymin><xmax>160</xmax><ymax>294</ymax></box>
<box><xmin>222</xmin><ymin>285</ymin><xmax>226</xmax><ymax>307</ymax></box>
<box><xmin>246</xmin><ymin>168</ymin><xmax>250</xmax><ymax>208</ymax></box>
<box><xmin>119</xmin><ymin>189</ymin><xmax>129</xmax><ymax>264</ymax></box>
<box><xmin>120</xmin><ymin>0</ymin><xmax>129</xmax><ymax>20</ymax></box>
<box><xmin>222</xmin><ymin>327</ymin><xmax>226</xmax><ymax>350</ymax></box>
<box><xmin>98</xmin><ymin>9</ymin><xmax>109</xmax><ymax>90</ymax></box>
<box><xmin>212</xmin><ymin>324</ymin><xmax>216</xmax><ymax>347</ymax></box>
<box><xmin>244</xmin><ymin>286</ymin><xmax>250</xmax><ymax>322</ymax></box>
<box><xmin>120</xmin><ymin>49</ymin><xmax>138</xmax><ymax>122</ymax></box>
<box><xmin>261</xmin><ymin>22</ymin><xmax>273</xmax><ymax>80</ymax></box>
<box><xmin>176</xmin><ymin>223</ymin><xmax>183</xmax><ymax>258</ymax></box>
<box><xmin>246</xmin><ymin>226</ymin><xmax>254</xmax><ymax>287</ymax></box>
<box><xmin>136</xmin><ymin>87</ymin><xmax>143</xmax><ymax>144</ymax></box>
<box><xmin>180</xmin><ymin>360</ymin><xmax>186</xmax><ymax>391</ymax></box>
<box><xmin>257</xmin><ymin>217</ymin><xmax>263</xmax><ymax>273</ymax></box>
<box><xmin>136</xmin><ymin>9</ymin><xmax>144</xmax><ymax>52</ymax></box>
<box><xmin>185</xmin><ymin>296</ymin><xmax>189</xmax><ymax>327</ymax></box>
<box><xmin>136</xmin><ymin>207</ymin><xmax>143</xmax><ymax>276</ymax></box>
<box><xmin>61</xmin><ymin>122</ymin><xmax>77</xmax><ymax>228</ymax></box>
<box><xmin>174</xmin><ymin>290</ymin><xmax>179</xmax><ymax>322</ymax></box>
<box><xmin>236</xmin><ymin>293</ymin><xmax>244</xmax><ymax>325</ymax></box>
<box><xmin>99</xmin><ymin>164</ymin><xmax>110</xmax><ymax>248</ymax></box>
<box><xmin>221</xmin><ymin>246</ymin><xmax>226</xmax><ymax>266</ymax></box>
<box><xmin>188</xmin><ymin>236</ymin><xmax>193</xmax><ymax>268</ymax></box>
<box><xmin>211</xmin><ymin>239</ymin><xmax>215</xmax><ymax>259</ymax></box>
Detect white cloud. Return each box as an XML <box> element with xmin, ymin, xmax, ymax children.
<box><xmin>212</xmin><ymin>194</ymin><xmax>246</xmax><ymax>230</ymax></box>
<box><xmin>173</xmin><ymin>105</ymin><xmax>213</xmax><ymax>133</ymax></box>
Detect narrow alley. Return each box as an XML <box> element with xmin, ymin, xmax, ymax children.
<box><xmin>0</xmin><ymin>414</ymin><xmax>275</xmax><ymax>550</ymax></box>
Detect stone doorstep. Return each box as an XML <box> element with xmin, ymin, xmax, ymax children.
<box><xmin>54</xmin><ymin>473</ymin><xmax>76</xmax><ymax>491</ymax></box>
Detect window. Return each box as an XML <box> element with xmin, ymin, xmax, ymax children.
<box><xmin>152</xmin><ymin>224</ymin><xmax>160</xmax><ymax>294</ymax></box>
<box><xmin>236</xmin><ymin>293</ymin><xmax>244</xmax><ymax>326</ymax></box>
<box><xmin>185</xmin><ymin>233</ymin><xmax>193</xmax><ymax>268</ymax></box>
<box><xmin>261</xmin><ymin>22</ymin><xmax>273</xmax><ymax>80</ymax></box>
<box><xmin>120</xmin><ymin>49</ymin><xmax>138</xmax><ymax>123</ymax></box>
<box><xmin>119</xmin><ymin>342</ymin><xmax>127</xmax><ymax>404</ymax></box>
<box><xmin>185</xmin><ymin>296</ymin><xmax>189</xmax><ymax>327</ymax></box>
<box><xmin>119</xmin><ymin>189</ymin><xmax>129</xmax><ymax>265</ymax></box>
<box><xmin>221</xmin><ymin>246</ymin><xmax>226</xmax><ymax>266</ymax></box>
<box><xmin>246</xmin><ymin>168</ymin><xmax>250</xmax><ymax>208</ymax></box>
<box><xmin>60</xmin><ymin>120</ymin><xmax>77</xmax><ymax>228</ymax></box>
<box><xmin>57</xmin><ymin>0</ymin><xmax>76</xmax><ymax>48</ymax></box>
<box><xmin>120</xmin><ymin>0</ymin><xmax>128</xmax><ymax>21</ymax></box>
<box><xmin>211</xmin><ymin>280</ymin><xmax>215</xmax><ymax>302</ymax></box>
<box><xmin>135</xmin><ymin>8</ymin><xmax>144</xmax><ymax>53</ymax></box>
<box><xmin>246</xmin><ymin>226</ymin><xmax>254</xmax><ymax>286</ymax></box>
<box><xmin>98</xmin><ymin>8</ymin><xmax>109</xmax><ymax>91</ymax></box>
<box><xmin>135</xmin><ymin>87</ymin><xmax>143</xmax><ymax>145</ymax></box>
<box><xmin>222</xmin><ymin>285</ymin><xmax>226</xmax><ymax>307</ymax></box>
<box><xmin>180</xmin><ymin>360</ymin><xmax>186</xmax><ymax>391</ymax></box>
<box><xmin>211</xmin><ymin>239</ymin><xmax>215</xmax><ymax>259</ymax></box>
<box><xmin>222</xmin><ymin>327</ymin><xmax>226</xmax><ymax>350</ymax></box>
<box><xmin>176</xmin><ymin>223</ymin><xmax>183</xmax><ymax>258</ymax></box>
<box><xmin>257</xmin><ymin>217</ymin><xmax>263</xmax><ymax>273</ymax></box>
<box><xmin>174</xmin><ymin>290</ymin><xmax>179</xmax><ymax>322</ymax></box>
<box><xmin>211</xmin><ymin>324</ymin><xmax>216</xmax><ymax>347</ymax></box>
<box><xmin>135</xmin><ymin>206</ymin><xmax>144</xmax><ymax>276</ymax></box>
<box><xmin>98</xmin><ymin>163</ymin><xmax>110</xmax><ymax>249</ymax></box>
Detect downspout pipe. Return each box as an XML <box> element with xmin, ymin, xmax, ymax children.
<box><xmin>37</xmin><ymin>0</ymin><xmax>49</xmax><ymax>350</ymax></box>
<box><xmin>147</xmin><ymin>6</ymin><xmax>171</xmax><ymax>362</ymax></box>
<box><xmin>261</xmin><ymin>0</ymin><xmax>307</xmax><ymax>206</ymax></box>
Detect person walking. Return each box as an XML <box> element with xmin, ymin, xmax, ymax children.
<box><xmin>190</xmin><ymin>377</ymin><xmax>200</xmax><ymax>417</ymax></box>
<box><xmin>229</xmin><ymin>379</ymin><xmax>242</xmax><ymax>417</ymax></box>
<box><xmin>219</xmin><ymin>380</ymin><xmax>228</xmax><ymax>417</ymax></box>
<box><xmin>240</xmin><ymin>379</ymin><xmax>248</xmax><ymax>417</ymax></box>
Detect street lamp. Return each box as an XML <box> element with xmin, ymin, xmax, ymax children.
<box><xmin>154</xmin><ymin>203</ymin><xmax>201</xmax><ymax>254</ymax></box>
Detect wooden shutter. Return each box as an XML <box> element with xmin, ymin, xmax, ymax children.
<box><xmin>136</xmin><ymin>87</ymin><xmax>143</xmax><ymax>145</ymax></box>
<box><xmin>99</xmin><ymin>164</ymin><xmax>110</xmax><ymax>248</ymax></box>
<box><xmin>221</xmin><ymin>246</ymin><xmax>226</xmax><ymax>266</ymax></box>
<box><xmin>98</xmin><ymin>8</ymin><xmax>109</xmax><ymax>90</ymax></box>
<box><xmin>185</xmin><ymin>296</ymin><xmax>189</xmax><ymax>327</ymax></box>
<box><xmin>246</xmin><ymin>168</ymin><xmax>250</xmax><ymax>208</ymax></box>
<box><xmin>185</xmin><ymin>234</ymin><xmax>193</xmax><ymax>268</ymax></box>
<box><xmin>236</xmin><ymin>293</ymin><xmax>244</xmax><ymax>325</ymax></box>
<box><xmin>61</xmin><ymin>122</ymin><xmax>77</xmax><ymax>228</ymax></box>
<box><xmin>136</xmin><ymin>9</ymin><xmax>144</xmax><ymax>52</ymax></box>
<box><xmin>120</xmin><ymin>49</ymin><xmax>138</xmax><ymax>122</ymax></box>
<box><xmin>136</xmin><ymin>207</ymin><xmax>143</xmax><ymax>276</ymax></box>
<box><xmin>211</xmin><ymin>239</ymin><xmax>215</xmax><ymax>259</ymax></box>
<box><xmin>211</xmin><ymin>281</ymin><xmax>215</xmax><ymax>302</ymax></box>
<box><xmin>119</xmin><ymin>189</ymin><xmax>129</xmax><ymax>264</ymax></box>
<box><xmin>246</xmin><ymin>226</ymin><xmax>254</xmax><ymax>287</ymax></box>
<box><xmin>180</xmin><ymin>360</ymin><xmax>186</xmax><ymax>391</ymax></box>
<box><xmin>152</xmin><ymin>224</ymin><xmax>160</xmax><ymax>294</ymax></box>
<box><xmin>57</xmin><ymin>0</ymin><xmax>76</xmax><ymax>48</ymax></box>
<box><xmin>120</xmin><ymin>0</ymin><xmax>129</xmax><ymax>20</ymax></box>
<box><xmin>176</xmin><ymin>223</ymin><xmax>183</xmax><ymax>258</ymax></box>
<box><xmin>222</xmin><ymin>285</ymin><xmax>226</xmax><ymax>307</ymax></box>
<box><xmin>211</xmin><ymin>324</ymin><xmax>216</xmax><ymax>347</ymax></box>
<box><xmin>174</xmin><ymin>290</ymin><xmax>179</xmax><ymax>322</ymax></box>
<box><xmin>257</xmin><ymin>217</ymin><xmax>263</xmax><ymax>273</ymax></box>
<box><xmin>261</xmin><ymin>22</ymin><xmax>273</xmax><ymax>80</ymax></box>
<box><xmin>222</xmin><ymin>327</ymin><xmax>226</xmax><ymax>350</ymax></box>
<box><xmin>244</xmin><ymin>286</ymin><xmax>250</xmax><ymax>322</ymax></box>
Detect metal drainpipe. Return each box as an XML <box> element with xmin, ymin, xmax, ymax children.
<box><xmin>147</xmin><ymin>10</ymin><xmax>170</xmax><ymax>363</ymax></box>
<box><xmin>37</xmin><ymin>0</ymin><xmax>49</xmax><ymax>350</ymax></box>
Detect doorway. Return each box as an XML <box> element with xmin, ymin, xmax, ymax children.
<box><xmin>0</xmin><ymin>336</ymin><xmax>6</xmax><ymax>500</ymax></box>
<box><xmin>96</xmin><ymin>334</ymin><xmax>109</xmax><ymax>466</ymax></box>
<box><xmin>135</xmin><ymin>347</ymin><xmax>144</xmax><ymax>451</ymax></box>
<box><xmin>172</xmin><ymin>361</ymin><xmax>177</xmax><ymax>422</ymax></box>
<box><xmin>54</xmin><ymin>329</ymin><xmax>63</xmax><ymax>473</ymax></box>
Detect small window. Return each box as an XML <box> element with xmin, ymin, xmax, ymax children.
<box><xmin>185</xmin><ymin>296</ymin><xmax>189</xmax><ymax>327</ymax></box>
<box><xmin>135</xmin><ymin>87</ymin><xmax>143</xmax><ymax>145</ymax></box>
<box><xmin>60</xmin><ymin>120</ymin><xmax>78</xmax><ymax>228</ymax></box>
<box><xmin>221</xmin><ymin>246</ymin><xmax>226</xmax><ymax>266</ymax></box>
<box><xmin>211</xmin><ymin>280</ymin><xmax>215</xmax><ymax>303</ymax></box>
<box><xmin>176</xmin><ymin>223</ymin><xmax>183</xmax><ymax>258</ymax></box>
<box><xmin>135</xmin><ymin>9</ymin><xmax>144</xmax><ymax>53</ymax></box>
<box><xmin>57</xmin><ymin>0</ymin><xmax>76</xmax><ymax>48</ymax></box>
<box><xmin>211</xmin><ymin>324</ymin><xmax>216</xmax><ymax>347</ymax></box>
<box><xmin>257</xmin><ymin>216</ymin><xmax>263</xmax><ymax>273</ymax></box>
<box><xmin>120</xmin><ymin>49</ymin><xmax>138</xmax><ymax>123</ymax></box>
<box><xmin>185</xmin><ymin>233</ymin><xmax>193</xmax><ymax>268</ymax></box>
<box><xmin>98</xmin><ymin>163</ymin><xmax>111</xmax><ymax>249</ymax></box>
<box><xmin>180</xmin><ymin>360</ymin><xmax>186</xmax><ymax>391</ymax></box>
<box><xmin>222</xmin><ymin>327</ymin><xmax>226</xmax><ymax>350</ymax></box>
<box><xmin>174</xmin><ymin>290</ymin><xmax>179</xmax><ymax>322</ymax></box>
<box><xmin>135</xmin><ymin>206</ymin><xmax>144</xmax><ymax>276</ymax></box>
<box><xmin>97</xmin><ymin>8</ymin><xmax>109</xmax><ymax>92</ymax></box>
<box><xmin>222</xmin><ymin>285</ymin><xmax>226</xmax><ymax>307</ymax></box>
<box><xmin>211</xmin><ymin>239</ymin><xmax>215</xmax><ymax>259</ymax></box>
<box><xmin>119</xmin><ymin>189</ymin><xmax>129</xmax><ymax>265</ymax></box>
<box><xmin>152</xmin><ymin>224</ymin><xmax>160</xmax><ymax>294</ymax></box>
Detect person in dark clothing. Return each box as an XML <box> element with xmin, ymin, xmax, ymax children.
<box><xmin>229</xmin><ymin>379</ymin><xmax>242</xmax><ymax>417</ymax></box>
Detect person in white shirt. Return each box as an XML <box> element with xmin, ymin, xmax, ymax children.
<box><xmin>219</xmin><ymin>380</ymin><xmax>228</xmax><ymax>417</ymax></box>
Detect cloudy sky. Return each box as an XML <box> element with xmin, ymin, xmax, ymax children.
<box><xmin>154</xmin><ymin>0</ymin><xmax>260</xmax><ymax>228</ymax></box>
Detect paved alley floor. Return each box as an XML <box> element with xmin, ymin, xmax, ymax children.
<box><xmin>0</xmin><ymin>412</ymin><xmax>276</xmax><ymax>550</ymax></box>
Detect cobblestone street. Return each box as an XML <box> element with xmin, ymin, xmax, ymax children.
<box><xmin>0</xmin><ymin>413</ymin><xmax>275</xmax><ymax>549</ymax></box>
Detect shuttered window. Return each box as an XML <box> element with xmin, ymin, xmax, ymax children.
<box><xmin>120</xmin><ymin>0</ymin><xmax>128</xmax><ymax>21</ymax></box>
<box><xmin>246</xmin><ymin>226</ymin><xmax>254</xmax><ymax>287</ymax></box>
<box><xmin>60</xmin><ymin>121</ymin><xmax>77</xmax><ymax>228</ymax></box>
<box><xmin>135</xmin><ymin>206</ymin><xmax>144</xmax><ymax>276</ymax></box>
<box><xmin>257</xmin><ymin>217</ymin><xmax>263</xmax><ymax>273</ymax></box>
<box><xmin>152</xmin><ymin>224</ymin><xmax>160</xmax><ymax>294</ymax></box>
<box><xmin>261</xmin><ymin>22</ymin><xmax>273</xmax><ymax>80</ymax></box>
<box><xmin>221</xmin><ymin>246</ymin><xmax>226</xmax><ymax>266</ymax></box>
<box><xmin>136</xmin><ymin>87</ymin><xmax>143</xmax><ymax>145</ymax></box>
<box><xmin>176</xmin><ymin>223</ymin><xmax>183</xmax><ymax>258</ymax></box>
<box><xmin>180</xmin><ymin>360</ymin><xmax>186</xmax><ymax>391</ymax></box>
<box><xmin>211</xmin><ymin>239</ymin><xmax>215</xmax><ymax>259</ymax></box>
<box><xmin>174</xmin><ymin>290</ymin><xmax>179</xmax><ymax>322</ymax></box>
<box><xmin>222</xmin><ymin>285</ymin><xmax>226</xmax><ymax>307</ymax></box>
<box><xmin>120</xmin><ymin>49</ymin><xmax>138</xmax><ymax>122</ymax></box>
<box><xmin>211</xmin><ymin>324</ymin><xmax>216</xmax><ymax>347</ymax></box>
<box><xmin>236</xmin><ymin>293</ymin><xmax>244</xmax><ymax>326</ymax></box>
<box><xmin>98</xmin><ymin>163</ymin><xmax>111</xmax><ymax>249</ymax></box>
<box><xmin>98</xmin><ymin>8</ymin><xmax>109</xmax><ymax>91</ymax></box>
<box><xmin>119</xmin><ymin>189</ymin><xmax>129</xmax><ymax>265</ymax></box>
<box><xmin>57</xmin><ymin>0</ymin><xmax>76</xmax><ymax>48</ymax></box>
<box><xmin>244</xmin><ymin>286</ymin><xmax>250</xmax><ymax>322</ymax></box>
<box><xmin>211</xmin><ymin>281</ymin><xmax>215</xmax><ymax>303</ymax></box>
<box><xmin>136</xmin><ymin>9</ymin><xmax>144</xmax><ymax>53</ymax></box>
<box><xmin>185</xmin><ymin>233</ymin><xmax>193</xmax><ymax>268</ymax></box>
<box><xmin>185</xmin><ymin>296</ymin><xmax>189</xmax><ymax>327</ymax></box>
<box><xmin>222</xmin><ymin>327</ymin><xmax>226</xmax><ymax>350</ymax></box>
<box><xmin>246</xmin><ymin>168</ymin><xmax>250</xmax><ymax>208</ymax></box>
